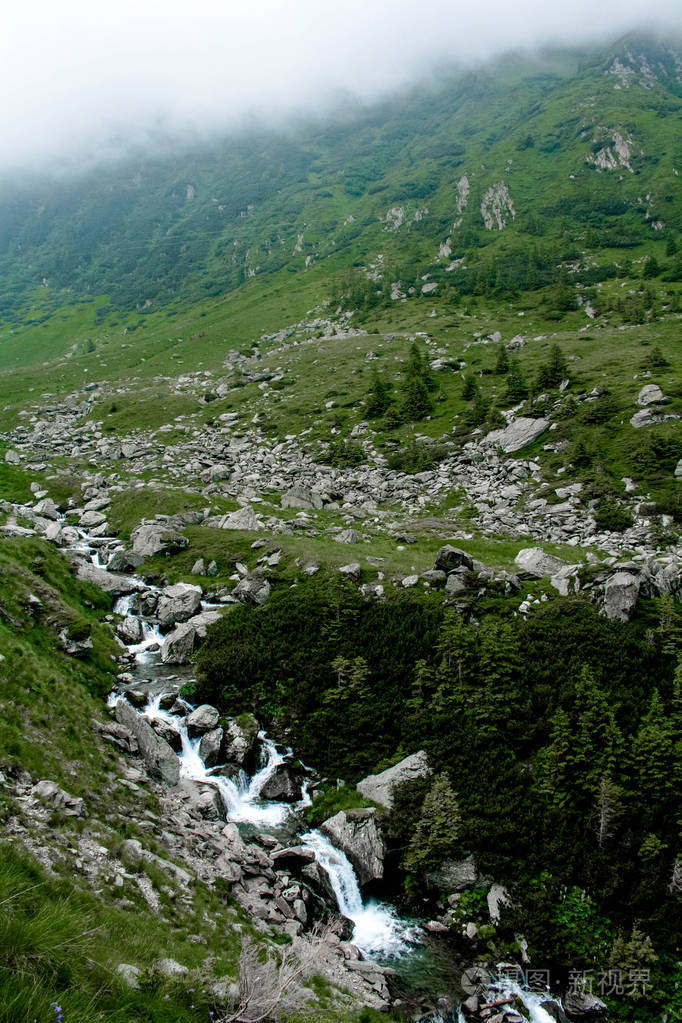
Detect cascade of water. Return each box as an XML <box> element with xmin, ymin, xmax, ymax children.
<box><xmin>128</xmin><ymin>621</ymin><xmax>164</xmax><ymax>658</ymax></box>
<box><xmin>301</xmin><ymin>830</ymin><xmax>416</xmax><ymax>956</ymax></box>
<box><xmin>489</xmin><ymin>979</ymin><xmax>559</xmax><ymax>1023</ymax></box>
<box><xmin>142</xmin><ymin>695</ymin><xmax>290</xmax><ymax>826</ymax></box>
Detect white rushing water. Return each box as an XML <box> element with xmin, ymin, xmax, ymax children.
<box><xmin>301</xmin><ymin>829</ymin><xmax>417</xmax><ymax>956</ymax></box>
<box><xmin>490</xmin><ymin>978</ymin><xmax>559</xmax><ymax>1023</ymax></box>
<box><xmin>96</xmin><ymin>526</ymin><xmax>419</xmax><ymax>963</ymax></box>
<box><xmin>143</xmin><ymin>694</ymin><xmax>291</xmax><ymax>827</ymax></box>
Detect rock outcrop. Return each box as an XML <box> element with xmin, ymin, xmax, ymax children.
<box><xmin>321</xmin><ymin>809</ymin><xmax>385</xmax><ymax>885</ymax></box>
<box><xmin>114</xmin><ymin>699</ymin><xmax>180</xmax><ymax>785</ymax></box>
<box><xmin>356</xmin><ymin>751</ymin><xmax>430</xmax><ymax>809</ymax></box>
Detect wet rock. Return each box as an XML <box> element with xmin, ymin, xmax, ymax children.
<box><xmin>32</xmin><ymin>779</ymin><xmax>86</xmax><ymax>817</ymax></box>
<box><xmin>224</xmin><ymin>714</ymin><xmax>259</xmax><ymax>767</ymax></box>
<box><xmin>434</xmin><ymin>545</ymin><xmax>474</xmax><ymax>573</ymax></box>
<box><xmin>156</xmin><ymin>583</ymin><xmax>203</xmax><ymax>626</ymax></box>
<box><xmin>150</xmin><ymin>719</ymin><xmax>182</xmax><ymax>753</ymax></box>
<box><xmin>186</xmin><ymin>705</ymin><xmax>220</xmax><ymax>736</ymax></box>
<box><xmin>130</xmin><ymin>523</ymin><xmax>189</xmax><ymax>557</ymax></box>
<box><xmin>199</xmin><ymin>727</ymin><xmax>224</xmax><ymax>767</ymax></box>
<box><xmin>260</xmin><ymin>765</ymin><xmax>303</xmax><ymax>802</ymax></box>
<box><xmin>108</xmin><ymin>550</ymin><xmax>145</xmax><ymax>574</ymax></box>
<box><xmin>117</xmin><ymin>617</ymin><xmax>143</xmax><ymax>644</ymax></box>
<box><xmin>321</xmin><ymin>809</ymin><xmax>385</xmax><ymax>885</ymax></box>
<box><xmin>602</xmin><ymin>571</ymin><xmax>640</xmax><ymax>622</ymax></box>
<box><xmin>356</xmin><ymin>750</ymin><xmax>431</xmax><ymax>809</ymax></box>
<box><xmin>80</xmin><ymin>510</ymin><xmax>107</xmax><ymax>530</ymax></box>
<box><xmin>114</xmin><ymin>699</ymin><xmax>180</xmax><ymax>785</ymax></box>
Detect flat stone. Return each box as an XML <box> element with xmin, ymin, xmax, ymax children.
<box><xmin>485</xmin><ymin>417</ymin><xmax>548</xmax><ymax>453</ymax></box>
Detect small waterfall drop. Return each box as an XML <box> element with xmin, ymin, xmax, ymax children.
<box><xmin>301</xmin><ymin>830</ymin><xmax>416</xmax><ymax>956</ymax></box>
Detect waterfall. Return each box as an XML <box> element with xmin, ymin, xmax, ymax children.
<box><xmin>301</xmin><ymin>830</ymin><xmax>416</xmax><ymax>956</ymax></box>
<box><xmin>128</xmin><ymin>620</ymin><xmax>164</xmax><ymax>658</ymax></box>
<box><xmin>143</xmin><ymin>695</ymin><xmax>291</xmax><ymax>827</ymax></box>
<box><xmin>489</xmin><ymin>978</ymin><xmax>559</xmax><ymax>1023</ymax></box>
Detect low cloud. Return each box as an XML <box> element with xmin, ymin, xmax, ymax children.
<box><xmin>1</xmin><ymin>0</ymin><xmax>680</xmax><ymax>171</ymax></box>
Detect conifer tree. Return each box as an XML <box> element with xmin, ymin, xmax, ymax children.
<box><xmin>404</xmin><ymin>773</ymin><xmax>462</xmax><ymax>873</ymax></box>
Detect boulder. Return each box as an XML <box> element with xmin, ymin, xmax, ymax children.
<box><xmin>150</xmin><ymin>719</ymin><xmax>182</xmax><ymax>752</ymax></box>
<box><xmin>422</xmin><ymin>569</ymin><xmax>447</xmax><ymax>587</ymax></box>
<box><xmin>356</xmin><ymin>751</ymin><xmax>431</xmax><ymax>809</ymax></box>
<box><xmin>57</xmin><ymin>628</ymin><xmax>93</xmax><ymax>658</ymax></box>
<box><xmin>435</xmin><ymin>545</ymin><xmax>474</xmax><ymax>573</ymax></box>
<box><xmin>108</xmin><ymin>550</ymin><xmax>145</xmax><ymax>573</ymax></box>
<box><xmin>321</xmin><ymin>809</ymin><xmax>385</xmax><ymax>885</ymax></box>
<box><xmin>117</xmin><ymin>616</ymin><xmax>143</xmax><ymax>644</ymax></box>
<box><xmin>630</xmin><ymin>408</ymin><xmax>679</xmax><ymax>429</ymax></box>
<box><xmin>260</xmin><ymin>765</ymin><xmax>303</xmax><ymax>802</ymax></box>
<box><xmin>209</xmin><ymin>506</ymin><xmax>261</xmax><ymax>531</ymax></box>
<box><xmin>75</xmin><ymin>561</ymin><xmax>139</xmax><ymax>595</ymax></box>
<box><xmin>156</xmin><ymin>583</ymin><xmax>203</xmax><ymax>626</ymax></box>
<box><xmin>515</xmin><ymin>547</ymin><xmax>566</xmax><ymax>578</ymax></box>
<box><xmin>224</xmin><ymin>714</ymin><xmax>260</xmax><ymax>766</ymax></box>
<box><xmin>160</xmin><ymin>611</ymin><xmax>222</xmax><ymax>664</ymax></box>
<box><xmin>130</xmin><ymin>523</ymin><xmax>189</xmax><ymax>557</ymax></box>
<box><xmin>32</xmin><ymin>779</ymin><xmax>86</xmax><ymax>817</ymax></box>
<box><xmin>485</xmin><ymin>417</ymin><xmax>548</xmax><ymax>453</ymax></box>
<box><xmin>232</xmin><ymin>576</ymin><xmax>271</xmax><ymax>605</ymax></box>
<box><xmin>114</xmin><ymin>699</ymin><xmax>180</xmax><ymax>785</ymax></box>
<box><xmin>281</xmin><ymin>487</ymin><xmax>323</xmax><ymax>511</ymax></box>
<box><xmin>186</xmin><ymin>704</ymin><xmax>220</xmax><ymax>736</ymax></box>
<box><xmin>199</xmin><ymin>727</ymin><xmax>224</xmax><ymax>767</ymax></box>
<box><xmin>191</xmin><ymin>558</ymin><xmax>206</xmax><ymax>575</ymax></box>
<box><xmin>602</xmin><ymin>572</ymin><xmax>640</xmax><ymax>622</ymax></box>
<box><xmin>79</xmin><ymin>510</ymin><xmax>107</xmax><ymax>530</ymax></box>
<box><xmin>33</xmin><ymin>498</ymin><xmax>59</xmax><ymax>520</ymax></box>
<box><xmin>562</xmin><ymin>989</ymin><xmax>607</xmax><ymax>1018</ymax></box>
<box><xmin>4</xmin><ymin>449</ymin><xmax>20</xmax><ymax>464</ymax></box>
<box><xmin>637</xmin><ymin>383</ymin><xmax>665</xmax><ymax>406</ymax></box>
<box><xmin>425</xmin><ymin>854</ymin><xmax>484</xmax><ymax>893</ymax></box>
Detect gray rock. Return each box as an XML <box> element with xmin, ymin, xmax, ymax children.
<box><xmin>425</xmin><ymin>854</ymin><xmax>484</xmax><ymax>893</ymax></box>
<box><xmin>32</xmin><ymin>779</ymin><xmax>86</xmax><ymax>817</ymax></box>
<box><xmin>4</xmin><ymin>449</ymin><xmax>21</xmax><ymax>464</ymax></box>
<box><xmin>57</xmin><ymin>628</ymin><xmax>93</xmax><ymax>658</ymax></box>
<box><xmin>336</xmin><ymin>529</ymin><xmax>361</xmax><ymax>544</ymax></box>
<box><xmin>356</xmin><ymin>751</ymin><xmax>431</xmax><ymax>809</ymax></box>
<box><xmin>199</xmin><ymin>727</ymin><xmax>224</xmax><ymax>767</ymax></box>
<box><xmin>79</xmin><ymin>510</ymin><xmax>107</xmax><ymax>529</ymax></box>
<box><xmin>321</xmin><ymin>809</ymin><xmax>385</xmax><ymax>885</ymax></box>
<box><xmin>486</xmin><ymin>417</ymin><xmax>548</xmax><ymax>453</ymax></box>
<box><xmin>487</xmin><ymin>883</ymin><xmax>509</xmax><ymax>924</ymax></box>
<box><xmin>186</xmin><ymin>705</ymin><xmax>220</xmax><ymax>736</ymax></box>
<box><xmin>209</xmin><ymin>505</ymin><xmax>261</xmax><ymax>531</ymax></box>
<box><xmin>401</xmin><ymin>574</ymin><xmax>419</xmax><ymax>588</ymax></box>
<box><xmin>108</xmin><ymin>550</ymin><xmax>145</xmax><ymax>573</ymax></box>
<box><xmin>260</xmin><ymin>765</ymin><xmax>303</xmax><ymax>803</ymax></box>
<box><xmin>75</xmin><ymin>561</ymin><xmax>139</xmax><ymax>595</ymax></box>
<box><xmin>114</xmin><ymin>699</ymin><xmax>180</xmax><ymax>785</ymax></box>
<box><xmin>434</xmin><ymin>545</ymin><xmax>474</xmax><ymax>573</ymax></box>
<box><xmin>130</xmin><ymin>523</ymin><xmax>189</xmax><ymax>557</ymax></box>
<box><xmin>160</xmin><ymin>611</ymin><xmax>222</xmax><ymax>664</ymax></box>
<box><xmin>116</xmin><ymin>616</ymin><xmax>143</xmax><ymax>644</ymax></box>
<box><xmin>422</xmin><ymin>569</ymin><xmax>447</xmax><ymax>587</ymax></box>
<box><xmin>116</xmin><ymin>964</ymin><xmax>141</xmax><ymax>988</ymax></box>
<box><xmin>562</xmin><ymin>989</ymin><xmax>607</xmax><ymax>1018</ymax></box>
<box><xmin>445</xmin><ymin>573</ymin><xmax>468</xmax><ymax>595</ymax></box>
<box><xmin>233</xmin><ymin>576</ymin><xmax>271</xmax><ymax>605</ymax></box>
<box><xmin>675</xmin><ymin>458</ymin><xmax>682</xmax><ymax>479</ymax></box>
<box><xmin>34</xmin><ymin>498</ymin><xmax>59</xmax><ymax>520</ymax></box>
<box><xmin>637</xmin><ymin>383</ymin><xmax>664</xmax><ymax>406</ymax></box>
<box><xmin>224</xmin><ymin>714</ymin><xmax>259</xmax><ymax>766</ymax></box>
<box><xmin>603</xmin><ymin>571</ymin><xmax>640</xmax><ymax>622</ymax></box>
<box><xmin>630</xmin><ymin>408</ymin><xmax>679</xmax><ymax>429</ymax></box>
<box><xmin>156</xmin><ymin>583</ymin><xmax>203</xmax><ymax>626</ymax></box>
<box><xmin>150</xmin><ymin>719</ymin><xmax>182</xmax><ymax>752</ymax></box>
<box><xmin>515</xmin><ymin>547</ymin><xmax>566</xmax><ymax>578</ymax></box>
<box><xmin>281</xmin><ymin>487</ymin><xmax>323</xmax><ymax>511</ymax></box>
<box><xmin>152</xmin><ymin>958</ymin><xmax>189</xmax><ymax>979</ymax></box>
<box><xmin>207</xmin><ymin>560</ymin><xmax>219</xmax><ymax>576</ymax></box>
<box><xmin>191</xmin><ymin>558</ymin><xmax>206</xmax><ymax>575</ymax></box>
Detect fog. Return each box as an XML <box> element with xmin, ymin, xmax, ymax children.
<box><xmin>1</xmin><ymin>0</ymin><xmax>680</xmax><ymax>171</ymax></box>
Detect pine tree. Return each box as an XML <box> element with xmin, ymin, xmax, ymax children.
<box><xmin>505</xmin><ymin>358</ymin><xmax>528</xmax><ymax>402</ymax></box>
<box><xmin>400</xmin><ymin>342</ymin><xmax>435</xmax><ymax>421</ymax></box>
<box><xmin>495</xmin><ymin>345</ymin><xmax>510</xmax><ymax>374</ymax></box>
<box><xmin>365</xmin><ymin>372</ymin><xmax>392</xmax><ymax>419</ymax></box>
<box><xmin>404</xmin><ymin>773</ymin><xmax>462</xmax><ymax>873</ymax></box>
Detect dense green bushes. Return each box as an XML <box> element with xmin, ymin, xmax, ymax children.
<box><xmin>196</xmin><ymin>577</ymin><xmax>682</xmax><ymax>991</ymax></box>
